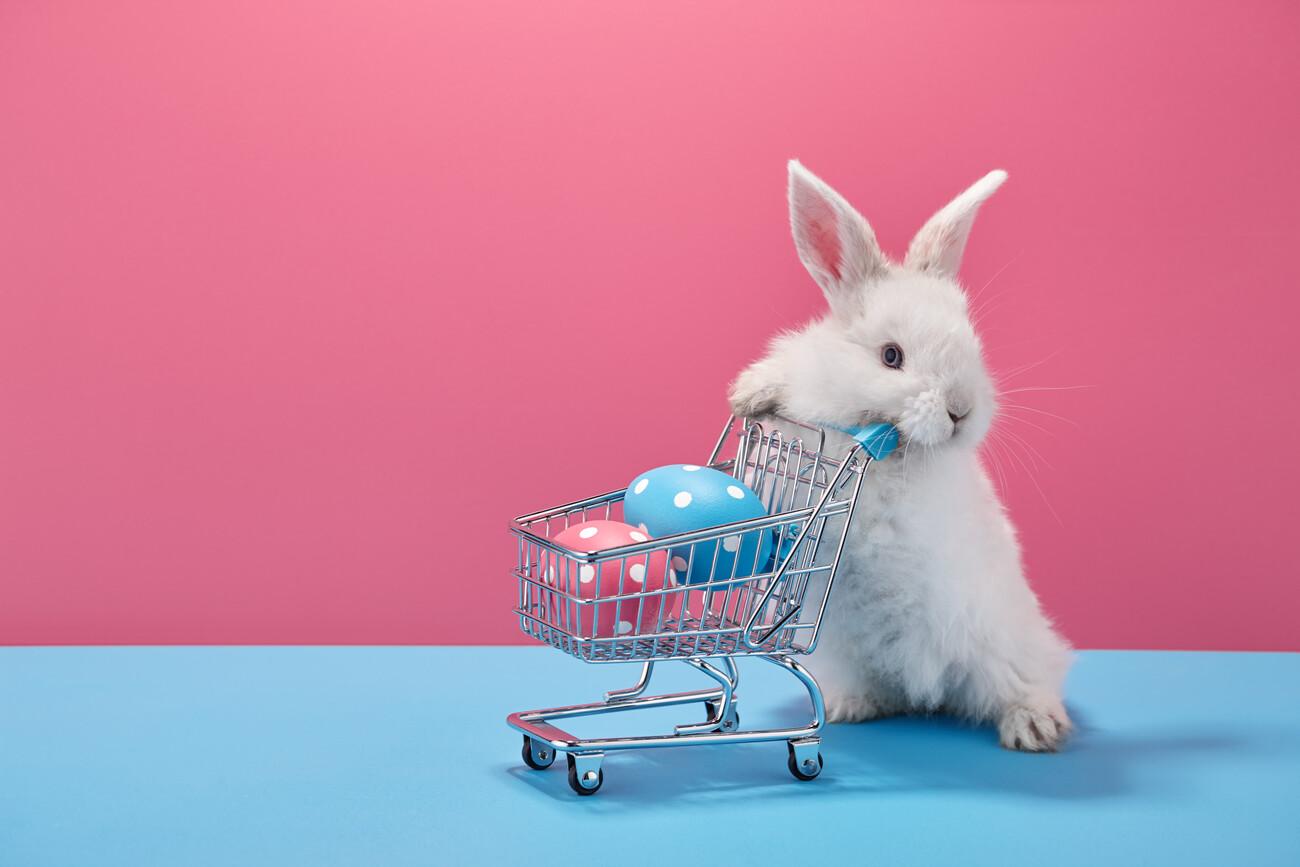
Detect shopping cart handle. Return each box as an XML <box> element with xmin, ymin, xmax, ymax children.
<box><xmin>850</xmin><ymin>423</ymin><xmax>900</xmax><ymax>460</ymax></box>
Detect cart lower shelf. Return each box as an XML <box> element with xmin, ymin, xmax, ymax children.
<box><xmin>506</xmin><ymin>654</ymin><xmax>825</xmax><ymax>795</ymax></box>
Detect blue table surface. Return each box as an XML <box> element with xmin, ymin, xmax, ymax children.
<box><xmin>2</xmin><ymin>647</ymin><xmax>1297</xmax><ymax>867</ymax></box>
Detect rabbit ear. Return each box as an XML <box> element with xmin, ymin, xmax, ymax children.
<box><xmin>904</xmin><ymin>170</ymin><xmax>1008</xmax><ymax>278</ymax></box>
<box><xmin>788</xmin><ymin>160</ymin><xmax>885</xmax><ymax>315</ymax></box>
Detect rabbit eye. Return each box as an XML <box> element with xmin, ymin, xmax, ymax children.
<box><xmin>881</xmin><ymin>343</ymin><xmax>904</xmax><ymax>370</ymax></box>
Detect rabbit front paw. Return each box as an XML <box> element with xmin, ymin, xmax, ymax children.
<box><xmin>998</xmin><ymin>699</ymin><xmax>1073</xmax><ymax>752</ymax></box>
<box><xmin>824</xmin><ymin>690</ymin><xmax>894</xmax><ymax>724</ymax></box>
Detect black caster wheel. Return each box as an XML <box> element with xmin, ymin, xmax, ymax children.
<box><xmin>521</xmin><ymin>735</ymin><xmax>555</xmax><ymax>770</ymax></box>
<box><xmin>704</xmin><ymin>700</ymin><xmax>740</xmax><ymax>732</ymax></box>
<box><xmin>566</xmin><ymin>754</ymin><xmax>604</xmax><ymax>796</ymax></box>
<box><xmin>787</xmin><ymin>743</ymin><xmax>824</xmax><ymax>781</ymax></box>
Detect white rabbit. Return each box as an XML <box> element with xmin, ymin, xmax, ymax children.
<box><xmin>729</xmin><ymin>161</ymin><xmax>1073</xmax><ymax>751</ymax></box>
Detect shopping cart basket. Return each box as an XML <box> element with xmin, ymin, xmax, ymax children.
<box><xmin>506</xmin><ymin>414</ymin><xmax>900</xmax><ymax>794</ymax></box>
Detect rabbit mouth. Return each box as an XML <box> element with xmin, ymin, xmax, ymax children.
<box><xmin>852</xmin><ymin>411</ymin><xmax>950</xmax><ymax>450</ymax></box>
<box><xmin>894</xmin><ymin>389</ymin><xmax>968</xmax><ymax>448</ymax></box>
<box><xmin>899</xmin><ymin>420</ymin><xmax>958</xmax><ymax>448</ymax></box>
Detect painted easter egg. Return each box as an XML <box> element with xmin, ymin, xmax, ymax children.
<box><xmin>549</xmin><ymin>520</ymin><xmax>677</xmax><ymax>639</ymax></box>
<box><xmin>623</xmin><ymin>465</ymin><xmax>772</xmax><ymax>587</ymax></box>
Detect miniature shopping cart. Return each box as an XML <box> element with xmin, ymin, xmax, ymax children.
<box><xmin>506</xmin><ymin>414</ymin><xmax>899</xmax><ymax>795</ymax></box>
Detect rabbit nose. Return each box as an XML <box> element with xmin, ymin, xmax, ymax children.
<box><xmin>948</xmin><ymin>409</ymin><xmax>968</xmax><ymax>427</ymax></box>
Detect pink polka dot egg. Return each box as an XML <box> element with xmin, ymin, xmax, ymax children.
<box><xmin>548</xmin><ymin>520</ymin><xmax>677</xmax><ymax>639</ymax></box>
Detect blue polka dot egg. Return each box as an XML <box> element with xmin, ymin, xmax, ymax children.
<box><xmin>623</xmin><ymin>464</ymin><xmax>773</xmax><ymax>587</ymax></box>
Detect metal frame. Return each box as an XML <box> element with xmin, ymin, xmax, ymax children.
<box><xmin>506</xmin><ymin>415</ymin><xmax>879</xmax><ymax>794</ymax></box>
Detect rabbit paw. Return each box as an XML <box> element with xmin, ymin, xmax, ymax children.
<box><xmin>728</xmin><ymin>363</ymin><xmax>784</xmax><ymax>419</ymax></box>
<box><xmin>824</xmin><ymin>690</ymin><xmax>893</xmax><ymax>723</ymax></box>
<box><xmin>998</xmin><ymin>700</ymin><xmax>1072</xmax><ymax>752</ymax></box>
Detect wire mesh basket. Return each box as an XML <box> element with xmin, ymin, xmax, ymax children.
<box><xmin>512</xmin><ymin>416</ymin><xmax>870</xmax><ymax>662</ymax></box>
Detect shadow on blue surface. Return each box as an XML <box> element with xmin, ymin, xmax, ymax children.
<box><xmin>501</xmin><ymin>701</ymin><xmax>1261</xmax><ymax>807</ymax></box>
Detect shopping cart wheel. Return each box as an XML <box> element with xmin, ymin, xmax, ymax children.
<box><xmin>787</xmin><ymin>739</ymin><xmax>823</xmax><ymax>781</ymax></box>
<box><xmin>521</xmin><ymin>735</ymin><xmax>556</xmax><ymax>770</ymax></box>
<box><xmin>566</xmin><ymin>753</ymin><xmax>604</xmax><ymax>796</ymax></box>
<box><xmin>704</xmin><ymin>700</ymin><xmax>740</xmax><ymax>732</ymax></box>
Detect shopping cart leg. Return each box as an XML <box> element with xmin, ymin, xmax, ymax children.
<box><xmin>761</xmin><ymin>654</ymin><xmax>826</xmax><ymax>780</ymax></box>
<box><xmin>761</xmin><ymin>653</ymin><xmax>825</xmax><ymax>729</ymax></box>
<box><xmin>674</xmin><ymin>657</ymin><xmax>739</xmax><ymax>735</ymax></box>
<box><xmin>701</xmin><ymin>657</ymin><xmax>741</xmax><ymax>732</ymax></box>
<box><xmin>604</xmin><ymin>661</ymin><xmax>655</xmax><ymax>703</ymax></box>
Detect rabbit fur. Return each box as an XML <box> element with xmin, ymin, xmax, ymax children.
<box><xmin>729</xmin><ymin>161</ymin><xmax>1073</xmax><ymax>751</ymax></box>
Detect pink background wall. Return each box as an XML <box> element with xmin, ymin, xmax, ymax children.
<box><xmin>2</xmin><ymin>1</ymin><xmax>1297</xmax><ymax>650</ymax></box>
